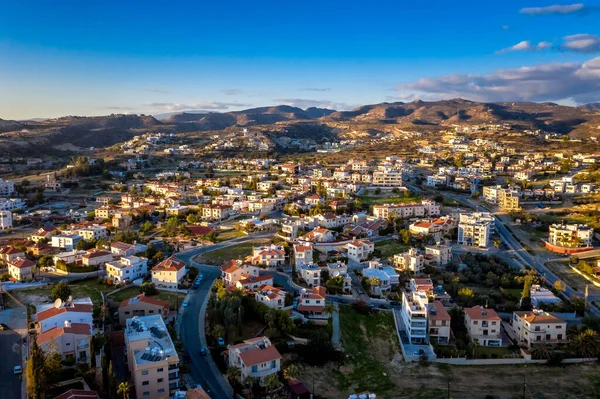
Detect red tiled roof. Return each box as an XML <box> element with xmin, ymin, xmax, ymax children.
<box><xmin>465</xmin><ymin>306</ymin><xmax>501</xmax><ymax>321</ymax></box>
<box><xmin>9</xmin><ymin>257</ymin><xmax>36</xmax><ymax>269</ymax></box>
<box><xmin>83</xmin><ymin>250</ymin><xmax>112</xmax><ymax>259</ymax></box>
<box><xmin>429</xmin><ymin>301</ymin><xmax>451</xmax><ymax>321</ymax></box>
<box><xmin>37</xmin><ymin>304</ymin><xmax>94</xmax><ymax>322</ymax></box>
<box><xmin>38</xmin><ymin>323</ymin><xmax>91</xmax><ymax>344</ymax></box>
<box><xmin>187</xmin><ymin>225</ymin><xmax>215</xmax><ymax>236</ymax></box>
<box><xmin>239</xmin><ymin>345</ymin><xmax>281</xmax><ymax>366</ymax></box>
<box><xmin>152</xmin><ymin>256</ymin><xmax>186</xmax><ymax>272</ymax></box>
<box><xmin>119</xmin><ymin>293</ymin><xmax>169</xmax><ymax>309</ymax></box>
<box><xmin>0</xmin><ymin>246</ymin><xmax>24</xmax><ymax>255</ymax></box>
<box><xmin>111</xmin><ymin>241</ymin><xmax>133</xmax><ymax>250</ymax></box>
<box><xmin>221</xmin><ymin>260</ymin><xmax>243</xmax><ymax>274</ymax></box>
<box><xmin>298</xmin><ymin>304</ymin><xmax>325</xmax><ymax>312</ymax></box>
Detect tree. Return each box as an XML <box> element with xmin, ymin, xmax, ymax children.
<box><xmin>263</xmin><ymin>373</ymin><xmax>280</xmax><ymax>392</ymax></box>
<box><xmin>530</xmin><ymin>342</ymin><xmax>552</xmax><ymax>360</ymax></box>
<box><xmin>26</xmin><ymin>338</ymin><xmax>45</xmax><ymax>399</ymax></box>
<box><xmin>283</xmin><ymin>364</ymin><xmax>300</xmax><ymax>380</ymax></box>
<box><xmin>226</xmin><ymin>366</ymin><xmax>241</xmax><ymax>382</ymax></box>
<box><xmin>117</xmin><ymin>382</ymin><xmax>130</xmax><ymax>399</ymax></box>
<box><xmin>399</xmin><ymin>229</ymin><xmax>411</xmax><ymax>244</ymax></box>
<box><xmin>140</xmin><ymin>282</ymin><xmax>158</xmax><ymax>296</ymax></box>
<box><xmin>108</xmin><ymin>361</ymin><xmax>117</xmax><ymax>398</ymax></box>
<box><xmin>554</xmin><ymin>280</ymin><xmax>566</xmax><ymax>292</ymax></box>
<box><xmin>493</xmin><ymin>239</ymin><xmax>501</xmax><ymax>249</ymax></box>
<box><xmin>44</xmin><ymin>340</ymin><xmax>63</xmax><ymax>384</ymax></box>
<box><xmin>569</xmin><ymin>328</ymin><xmax>600</xmax><ymax>358</ymax></box>
<box><xmin>51</xmin><ymin>281</ymin><xmax>72</xmax><ymax>301</ymax></box>
<box><xmin>140</xmin><ymin>220</ymin><xmax>153</xmax><ymax>235</ymax></box>
<box><xmin>186</xmin><ymin>213</ymin><xmax>199</xmax><ymax>224</ymax></box>
<box><xmin>458</xmin><ymin>287</ymin><xmax>474</xmax><ymax>306</ymax></box>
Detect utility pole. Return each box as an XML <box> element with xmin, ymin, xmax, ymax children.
<box><xmin>447</xmin><ymin>381</ymin><xmax>451</xmax><ymax>399</ymax></box>
<box><xmin>522</xmin><ymin>376</ymin><xmax>527</xmax><ymax>399</ymax></box>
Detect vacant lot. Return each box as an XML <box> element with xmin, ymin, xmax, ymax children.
<box><xmin>215</xmin><ymin>229</ymin><xmax>246</xmax><ymax>242</ymax></box>
<box><xmin>195</xmin><ymin>239</ymin><xmax>270</xmax><ymax>264</ymax></box>
<box><xmin>359</xmin><ymin>191</ymin><xmax>421</xmax><ymax>207</ymax></box>
<box><xmin>545</xmin><ymin>261</ymin><xmax>600</xmax><ymax>296</ymax></box>
<box><xmin>374</xmin><ymin>239</ymin><xmax>409</xmax><ymax>259</ymax></box>
<box><xmin>108</xmin><ymin>286</ymin><xmax>186</xmax><ymax>310</ymax></box>
<box><xmin>13</xmin><ymin>278</ymin><xmax>113</xmax><ymax>308</ymax></box>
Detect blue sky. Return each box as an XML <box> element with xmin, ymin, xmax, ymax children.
<box><xmin>1</xmin><ymin>0</ymin><xmax>599</xmax><ymax>119</ymax></box>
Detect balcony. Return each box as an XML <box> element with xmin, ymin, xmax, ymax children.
<box><xmin>169</xmin><ymin>372</ymin><xmax>179</xmax><ymax>381</ymax></box>
<box><xmin>248</xmin><ymin>366</ymin><xmax>279</xmax><ymax>378</ymax></box>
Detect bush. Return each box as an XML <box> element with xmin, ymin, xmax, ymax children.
<box><xmin>140</xmin><ymin>282</ymin><xmax>158</xmax><ymax>296</ymax></box>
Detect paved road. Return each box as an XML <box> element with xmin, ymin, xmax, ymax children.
<box><xmin>0</xmin><ymin>329</ymin><xmax>23</xmax><ymax>399</ymax></box>
<box><xmin>331</xmin><ymin>302</ymin><xmax>340</xmax><ymax>348</ymax></box>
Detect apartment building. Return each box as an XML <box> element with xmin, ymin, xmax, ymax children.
<box><xmin>220</xmin><ymin>260</ymin><xmax>260</xmax><ymax>287</ymax></box>
<box><xmin>0</xmin><ymin>246</ymin><xmax>25</xmax><ymax>264</ymax></box>
<box><xmin>393</xmin><ymin>248</ymin><xmax>425</xmax><ymax>274</ymax></box>
<box><xmin>76</xmin><ymin>225</ymin><xmax>108</xmax><ymax>241</ymax></box>
<box><xmin>202</xmin><ymin>204</ymin><xmax>232</xmax><ymax>221</ymax></box>
<box><xmin>125</xmin><ymin>315</ymin><xmax>180</xmax><ymax>399</ymax></box>
<box><xmin>401</xmin><ymin>285</ymin><xmax>429</xmax><ymax>344</ymax></box>
<box><xmin>227</xmin><ymin>337</ymin><xmax>281</xmax><ymax>382</ymax></box>
<box><xmin>548</xmin><ymin>223</ymin><xmax>593</xmax><ymax>248</ymax></box>
<box><xmin>0</xmin><ymin>197</ymin><xmax>25</xmax><ymax>211</ymax></box>
<box><xmin>511</xmin><ymin>310</ymin><xmax>567</xmax><ymax>348</ymax></box>
<box><xmin>106</xmin><ymin>255</ymin><xmax>149</xmax><ymax>283</ymax></box>
<box><xmin>51</xmin><ymin>234</ymin><xmax>82</xmax><ymax>251</ymax></box>
<box><xmin>293</xmin><ymin>244</ymin><xmax>313</xmax><ymax>268</ymax></box>
<box><xmin>7</xmin><ymin>257</ymin><xmax>36</xmax><ymax>281</ymax></box>
<box><xmin>81</xmin><ymin>250</ymin><xmax>114</xmax><ymax>267</ymax></box>
<box><xmin>110</xmin><ymin>241</ymin><xmax>148</xmax><ymax>257</ymax></box>
<box><xmin>457</xmin><ymin>213</ymin><xmax>492</xmax><ymax>248</ymax></box>
<box><xmin>498</xmin><ymin>189</ymin><xmax>521</xmax><ymax>211</ymax></box>
<box><xmin>118</xmin><ymin>294</ymin><xmax>169</xmax><ymax>326</ymax></box>
<box><xmin>0</xmin><ymin>178</ymin><xmax>15</xmax><ymax>197</ymax></box>
<box><xmin>347</xmin><ymin>239</ymin><xmax>374</xmax><ymax>262</ymax></box>
<box><xmin>464</xmin><ymin>306</ymin><xmax>502</xmax><ymax>347</ymax></box>
<box><xmin>428</xmin><ymin>301</ymin><xmax>451</xmax><ymax>344</ymax></box>
<box><xmin>300</xmin><ymin>263</ymin><xmax>321</xmax><ymax>287</ymax></box>
<box><xmin>151</xmin><ymin>256</ymin><xmax>187</xmax><ymax>289</ymax></box>
<box><xmin>0</xmin><ymin>210</ymin><xmax>12</xmax><ymax>230</ymax></box>
<box><xmin>30</xmin><ymin>226</ymin><xmax>59</xmax><ymax>243</ymax></box>
<box><xmin>372</xmin><ymin>170</ymin><xmax>403</xmax><ymax>187</ymax></box>
<box><xmin>255</xmin><ymin>285</ymin><xmax>287</xmax><ymax>309</ymax></box>
<box><xmin>424</xmin><ymin>244</ymin><xmax>452</xmax><ymax>267</ymax></box>
<box><xmin>37</xmin><ymin>321</ymin><xmax>92</xmax><ymax>364</ymax></box>
<box><xmin>373</xmin><ymin>200</ymin><xmax>440</xmax><ymax>219</ymax></box>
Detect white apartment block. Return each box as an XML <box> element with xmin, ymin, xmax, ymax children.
<box><xmin>511</xmin><ymin>310</ymin><xmax>567</xmax><ymax>348</ymax></box>
<box><xmin>0</xmin><ymin>179</ymin><xmax>15</xmax><ymax>197</ymax></box>
<box><xmin>372</xmin><ymin>200</ymin><xmax>440</xmax><ymax>219</ymax></box>
<box><xmin>0</xmin><ymin>198</ymin><xmax>25</xmax><ymax>211</ymax></box>
<box><xmin>372</xmin><ymin>170</ymin><xmax>403</xmax><ymax>187</ymax></box>
<box><xmin>76</xmin><ymin>225</ymin><xmax>108</xmax><ymax>241</ymax></box>
<box><xmin>424</xmin><ymin>244</ymin><xmax>452</xmax><ymax>267</ymax></box>
<box><xmin>464</xmin><ymin>306</ymin><xmax>502</xmax><ymax>346</ymax></box>
<box><xmin>457</xmin><ymin>213</ymin><xmax>492</xmax><ymax>248</ymax></box>
<box><xmin>393</xmin><ymin>248</ymin><xmax>425</xmax><ymax>274</ymax></box>
<box><xmin>106</xmin><ymin>255</ymin><xmax>149</xmax><ymax>283</ymax></box>
<box><xmin>300</xmin><ymin>263</ymin><xmax>321</xmax><ymax>287</ymax></box>
<box><xmin>347</xmin><ymin>239</ymin><xmax>374</xmax><ymax>262</ymax></box>
<box><xmin>125</xmin><ymin>315</ymin><xmax>180</xmax><ymax>399</ymax></box>
<box><xmin>548</xmin><ymin>223</ymin><xmax>592</xmax><ymax>248</ymax></box>
<box><xmin>401</xmin><ymin>285</ymin><xmax>429</xmax><ymax>344</ymax></box>
<box><xmin>0</xmin><ymin>210</ymin><xmax>12</xmax><ymax>230</ymax></box>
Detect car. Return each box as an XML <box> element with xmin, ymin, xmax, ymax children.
<box><xmin>217</xmin><ymin>337</ymin><xmax>225</xmax><ymax>346</ymax></box>
<box><xmin>0</xmin><ymin>323</ymin><xmax>9</xmax><ymax>330</ymax></box>
<box><xmin>13</xmin><ymin>366</ymin><xmax>22</xmax><ymax>375</ymax></box>
<box><xmin>378</xmin><ymin>304</ymin><xmax>389</xmax><ymax>309</ymax></box>
<box><xmin>182</xmin><ymin>301</ymin><xmax>189</xmax><ymax>307</ymax></box>
<box><xmin>198</xmin><ymin>273</ymin><xmax>203</xmax><ymax>281</ymax></box>
<box><xmin>200</xmin><ymin>348</ymin><xmax>207</xmax><ymax>356</ymax></box>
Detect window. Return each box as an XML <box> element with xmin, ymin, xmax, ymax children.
<box><xmin>158</xmin><ymin>389</ymin><xmax>165</xmax><ymax>394</ymax></box>
<box><xmin>252</xmin><ymin>365</ymin><xmax>258</xmax><ymax>372</ymax></box>
<box><xmin>66</xmin><ymin>343</ymin><xmax>71</xmax><ymax>346</ymax></box>
<box><xmin>157</xmin><ymin>368</ymin><xmax>163</xmax><ymax>372</ymax></box>
<box><xmin>473</xmin><ymin>321</ymin><xmax>478</xmax><ymax>325</ymax></box>
<box><xmin>558</xmin><ymin>334</ymin><xmax>563</xmax><ymax>340</ymax></box>
<box><xmin>142</xmin><ymin>370</ymin><xmax>149</xmax><ymax>376</ymax></box>
<box><xmin>143</xmin><ymin>393</ymin><xmax>149</xmax><ymax>397</ymax></box>
<box><xmin>142</xmin><ymin>381</ymin><xmax>149</xmax><ymax>386</ymax></box>
<box><xmin>158</xmin><ymin>378</ymin><xmax>164</xmax><ymax>383</ymax></box>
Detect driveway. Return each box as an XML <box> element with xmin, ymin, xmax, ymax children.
<box><xmin>0</xmin><ymin>329</ymin><xmax>23</xmax><ymax>399</ymax></box>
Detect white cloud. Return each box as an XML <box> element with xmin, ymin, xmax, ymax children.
<box><xmin>144</xmin><ymin>102</ymin><xmax>250</xmax><ymax>111</ymax></box>
<box><xmin>563</xmin><ymin>34</ymin><xmax>600</xmax><ymax>53</ymax></box>
<box><xmin>520</xmin><ymin>3</ymin><xmax>585</xmax><ymax>15</ymax></box>
<box><xmin>497</xmin><ymin>40</ymin><xmax>553</xmax><ymax>53</ymax></box>
<box><xmin>299</xmin><ymin>88</ymin><xmax>332</xmax><ymax>92</ymax></box>
<box><xmin>273</xmin><ymin>98</ymin><xmax>353</xmax><ymax>110</ymax></box>
<box><xmin>396</xmin><ymin>56</ymin><xmax>600</xmax><ymax>104</ymax></box>
<box><xmin>220</xmin><ymin>89</ymin><xmax>242</xmax><ymax>95</ymax></box>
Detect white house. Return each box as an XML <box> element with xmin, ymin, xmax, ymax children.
<box><xmin>347</xmin><ymin>239</ymin><xmax>374</xmax><ymax>262</ymax></box>
<box><xmin>37</xmin><ymin>297</ymin><xmax>94</xmax><ymax>333</ymax></box>
<box><xmin>255</xmin><ymin>285</ymin><xmax>287</xmax><ymax>309</ymax></box>
<box><xmin>464</xmin><ymin>306</ymin><xmax>502</xmax><ymax>347</ymax></box>
<box><xmin>51</xmin><ymin>234</ymin><xmax>82</xmax><ymax>251</ymax></box>
<box><xmin>300</xmin><ymin>263</ymin><xmax>321</xmax><ymax>287</ymax></box>
<box><xmin>511</xmin><ymin>310</ymin><xmax>567</xmax><ymax>348</ymax></box>
<box><xmin>227</xmin><ymin>337</ymin><xmax>282</xmax><ymax>382</ymax></box>
<box><xmin>106</xmin><ymin>255</ymin><xmax>149</xmax><ymax>283</ymax></box>
<box><xmin>151</xmin><ymin>256</ymin><xmax>187</xmax><ymax>289</ymax></box>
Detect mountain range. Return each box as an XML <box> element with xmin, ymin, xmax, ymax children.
<box><xmin>1</xmin><ymin>99</ymin><xmax>599</xmax><ymax>155</ymax></box>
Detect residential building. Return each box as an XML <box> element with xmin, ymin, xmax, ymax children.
<box><xmin>0</xmin><ymin>197</ymin><xmax>25</xmax><ymax>211</ymax></box>
<box><xmin>0</xmin><ymin>178</ymin><xmax>15</xmax><ymax>197</ymax></box>
<box><xmin>202</xmin><ymin>204</ymin><xmax>232</xmax><ymax>221</ymax></box>
<box><xmin>37</xmin><ymin>321</ymin><xmax>92</xmax><ymax>364</ymax></box>
<box><xmin>81</xmin><ymin>250</ymin><xmax>113</xmax><ymax>267</ymax></box>
<box><xmin>297</xmin><ymin>286</ymin><xmax>327</xmax><ymax>319</ymax></box>
<box><xmin>110</xmin><ymin>241</ymin><xmax>148</xmax><ymax>257</ymax></box>
<box><xmin>511</xmin><ymin>310</ymin><xmax>567</xmax><ymax>348</ymax></box>
<box><xmin>125</xmin><ymin>315</ymin><xmax>180</xmax><ymax>399</ymax></box>
<box><xmin>51</xmin><ymin>234</ymin><xmax>82</xmax><ymax>251</ymax></box>
<box><xmin>299</xmin><ymin>263</ymin><xmax>321</xmax><ymax>287</ymax></box>
<box><xmin>76</xmin><ymin>225</ymin><xmax>108</xmax><ymax>241</ymax></box>
<box><xmin>464</xmin><ymin>306</ymin><xmax>502</xmax><ymax>346</ymax></box>
<box><xmin>498</xmin><ymin>189</ymin><xmax>521</xmax><ymax>211</ymax></box>
<box><xmin>424</xmin><ymin>244</ymin><xmax>452</xmax><ymax>267</ymax></box>
<box><xmin>251</xmin><ymin>245</ymin><xmax>286</xmax><ymax>267</ymax></box>
<box><xmin>236</xmin><ymin>274</ymin><xmax>274</xmax><ymax>291</ymax></box>
<box><xmin>118</xmin><ymin>293</ymin><xmax>169</xmax><ymax>326</ymax></box>
<box><xmin>300</xmin><ymin>227</ymin><xmax>336</xmax><ymax>243</ymax></box>
<box><xmin>293</xmin><ymin>244</ymin><xmax>313</xmax><ymax>268</ymax></box>
<box><xmin>373</xmin><ymin>200</ymin><xmax>440</xmax><ymax>219</ymax></box>
<box><xmin>372</xmin><ymin>170</ymin><xmax>403</xmax><ymax>187</ymax></box>
<box><xmin>227</xmin><ymin>336</ymin><xmax>281</xmax><ymax>382</ymax></box>
<box><xmin>363</xmin><ymin>261</ymin><xmax>399</xmax><ymax>296</ymax></box>
<box><xmin>255</xmin><ymin>285</ymin><xmax>287</xmax><ymax>309</ymax></box>
<box><xmin>106</xmin><ymin>255</ymin><xmax>149</xmax><ymax>283</ymax></box>
<box><xmin>428</xmin><ymin>301</ymin><xmax>451</xmax><ymax>344</ymax></box>
<box><xmin>30</xmin><ymin>226</ymin><xmax>58</xmax><ymax>243</ymax></box>
<box><xmin>7</xmin><ymin>256</ymin><xmax>35</xmax><ymax>281</ymax></box>
<box><xmin>55</xmin><ymin>389</ymin><xmax>99</xmax><ymax>399</ymax></box>
<box><xmin>0</xmin><ymin>210</ymin><xmax>12</xmax><ymax>230</ymax></box>
<box><xmin>0</xmin><ymin>246</ymin><xmax>25</xmax><ymax>264</ymax></box>
<box><xmin>220</xmin><ymin>260</ymin><xmax>260</xmax><ymax>287</ymax></box>
<box><xmin>151</xmin><ymin>256</ymin><xmax>187</xmax><ymax>289</ymax></box>
<box><xmin>400</xmin><ymin>285</ymin><xmax>429</xmax><ymax>344</ymax></box>
<box><xmin>548</xmin><ymin>223</ymin><xmax>593</xmax><ymax>248</ymax></box>
<box><xmin>394</xmin><ymin>248</ymin><xmax>425</xmax><ymax>274</ymax></box>
<box><xmin>37</xmin><ymin>297</ymin><xmax>94</xmax><ymax>333</ymax></box>
<box><xmin>458</xmin><ymin>213</ymin><xmax>492</xmax><ymax>248</ymax></box>
<box><xmin>347</xmin><ymin>239</ymin><xmax>374</xmax><ymax>262</ymax></box>
<box><xmin>529</xmin><ymin>284</ymin><xmax>562</xmax><ymax>307</ymax></box>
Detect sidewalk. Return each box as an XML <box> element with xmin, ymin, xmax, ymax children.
<box><xmin>331</xmin><ymin>302</ymin><xmax>341</xmax><ymax>349</ymax></box>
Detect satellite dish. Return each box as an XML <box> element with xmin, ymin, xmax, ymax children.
<box><xmin>54</xmin><ymin>298</ymin><xmax>62</xmax><ymax>309</ymax></box>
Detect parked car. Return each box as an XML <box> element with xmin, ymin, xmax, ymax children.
<box><xmin>182</xmin><ymin>301</ymin><xmax>189</xmax><ymax>307</ymax></box>
<box><xmin>13</xmin><ymin>366</ymin><xmax>22</xmax><ymax>375</ymax></box>
<box><xmin>200</xmin><ymin>348</ymin><xmax>207</xmax><ymax>356</ymax></box>
<box><xmin>217</xmin><ymin>337</ymin><xmax>225</xmax><ymax>346</ymax></box>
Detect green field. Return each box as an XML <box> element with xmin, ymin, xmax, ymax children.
<box><xmin>215</xmin><ymin>229</ymin><xmax>246</xmax><ymax>242</ymax></box>
<box><xmin>359</xmin><ymin>191</ymin><xmax>421</xmax><ymax>207</ymax></box>
<box><xmin>374</xmin><ymin>239</ymin><xmax>409</xmax><ymax>258</ymax></box>
<box><xmin>108</xmin><ymin>286</ymin><xmax>186</xmax><ymax>310</ymax></box>
<box><xmin>330</xmin><ymin>306</ymin><xmax>401</xmax><ymax>398</ymax></box>
<box><xmin>196</xmin><ymin>239</ymin><xmax>270</xmax><ymax>264</ymax></box>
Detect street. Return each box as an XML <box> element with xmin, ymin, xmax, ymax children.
<box><xmin>0</xmin><ymin>329</ymin><xmax>23</xmax><ymax>399</ymax></box>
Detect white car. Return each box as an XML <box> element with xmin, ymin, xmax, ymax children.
<box><xmin>13</xmin><ymin>365</ymin><xmax>22</xmax><ymax>375</ymax></box>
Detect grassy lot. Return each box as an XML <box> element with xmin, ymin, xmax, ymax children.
<box><xmin>13</xmin><ymin>278</ymin><xmax>113</xmax><ymax>307</ymax></box>
<box><xmin>500</xmin><ymin>287</ymin><xmax>522</xmax><ymax>302</ymax></box>
<box><xmin>196</xmin><ymin>239</ymin><xmax>270</xmax><ymax>264</ymax></box>
<box><xmin>108</xmin><ymin>286</ymin><xmax>186</xmax><ymax>310</ymax></box>
<box><xmin>215</xmin><ymin>229</ymin><xmax>246</xmax><ymax>242</ymax></box>
<box><xmin>473</xmin><ymin>346</ymin><xmax>516</xmax><ymax>359</ymax></box>
<box><xmin>374</xmin><ymin>239</ymin><xmax>409</xmax><ymax>259</ymax></box>
<box><xmin>328</xmin><ymin>306</ymin><xmax>401</xmax><ymax>398</ymax></box>
<box><xmin>359</xmin><ymin>191</ymin><xmax>421</xmax><ymax>207</ymax></box>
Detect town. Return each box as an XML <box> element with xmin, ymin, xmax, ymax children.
<box><xmin>2</xmin><ymin>117</ymin><xmax>600</xmax><ymax>399</ymax></box>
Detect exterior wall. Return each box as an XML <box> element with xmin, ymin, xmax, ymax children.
<box><xmin>151</xmin><ymin>267</ymin><xmax>185</xmax><ymax>289</ymax></box>
<box><xmin>40</xmin><ymin>312</ymin><xmax>93</xmax><ymax>333</ymax></box>
<box><xmin>119</xmin><ymin>303</ymin><xmax>167</xmax><ymax>326</ymax></box>
<box><xmin>543</xmin><ymin>240</ymin><xmax>595</xmax><ymax>254</ymax></box>
<box><xmin>40</xmin><ymin>333</ymin><xmax>91</xmax><ymax>364</ymax></box>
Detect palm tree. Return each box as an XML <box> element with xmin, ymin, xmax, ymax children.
<box><xmin>263</xmin><ymin>373</ymin><xmax>280</xmax><ymax>392</ymax></box>
<box><xmin>283</xmin><ymin>364</ymin><xmax>300</xmax><ymax>381</ymax></box>
<box><xmin>530</xmin><ymin>343</ymin><xmax>552</xmax><ymax>360</ymax></box>
<box><xmin>369</xmin><ymin>277</ymin><xmax>381</xmax><ymax>287</ymax></box>
<box><xmin>117</xmin><ymin>382</ymin><xmax>130</xmax><ymax>399</ymax></box>
<box><xmin>226</xmin><ymin>366</ymin><xmax>241</xmax><ymax>382</ymax></box>
<box><xmin>569</xmin><ymin>328</ymin><xmax>600</xmax><ymax>358</ymax></box>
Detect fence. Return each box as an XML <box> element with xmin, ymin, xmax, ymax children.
<box><xmin>434</xmin><ymin>356</ymin><xmax>597</xmax><ymax>366</ymax></box>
